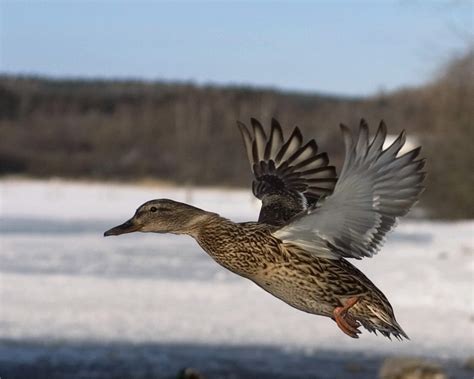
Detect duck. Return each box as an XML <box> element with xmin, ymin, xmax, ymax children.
<box><xmin>104</xmin><ymin>118</ymin><xmax>425</xmax><ymax>339</ymax></box>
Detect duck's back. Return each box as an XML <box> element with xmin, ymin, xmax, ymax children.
<box><xmin>196</xmin><ymin>218</ymin><xmax>285</xmax><ymax>278</ymax></box>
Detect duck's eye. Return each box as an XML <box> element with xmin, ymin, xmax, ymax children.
<box><xmin>150</xmin><ymin>206</ymin><xmax>158</xmax><ymax>213</ymax></box>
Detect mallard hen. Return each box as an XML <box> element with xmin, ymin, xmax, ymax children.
<box><xmin>105</xmin><ymin>118</ymin><xmax>425</xmax><ymax>339</ymax></box>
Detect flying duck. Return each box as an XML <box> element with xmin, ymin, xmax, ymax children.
<box><xmin>104</xmin><ymin>118</ymin><xmax>425</xmax><ymax>339</ymax></box>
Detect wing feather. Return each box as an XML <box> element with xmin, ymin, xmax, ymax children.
<box><xmin>238</xmin><ymin>118</ymin><xmax>337</xmax><ymax>226</ymax></box>
<box><xmin>274</xmin><ymin>119</ymin><xmax>425</xmax><ymax>259</ymax></box>
<box><xmin>275</xmin><ymin>127</ymin><xmax>303</xmax><ymax>164</ymax></box>
<box><xmin>251</xmin><ymin>118</ymin><xmax>267</xmax><ymax>163</ymax></box>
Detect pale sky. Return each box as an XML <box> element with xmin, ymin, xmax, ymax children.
<box><xmin>1</xmin><ymin>1</ymin><xmax>472</xmax><ymax>96</ymax></box>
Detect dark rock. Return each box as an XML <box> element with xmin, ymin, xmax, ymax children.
<box><xmin>177</xmin><ymin>367</ymin><xmax>206</xmax><ymax>379</ymax></box>
<box><xmin>464</xmin><ymin>356</ymin><xmax>474</xmax><ymax>370</ymax></box>
<box><xmin>379</xmin><ymin>357</ymin><xmax>447</xmax><ymax>379</ymax></box>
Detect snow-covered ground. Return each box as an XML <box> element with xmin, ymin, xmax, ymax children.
<box><xmin>0</xmin><ymin>179</ymin><xmax>473</xmax><ymax>378</ymax></box>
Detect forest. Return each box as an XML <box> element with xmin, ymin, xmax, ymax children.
<box><xmin>0</xmin><ymin>50</ymin><xmax>472</xmax><ymax>219</ymax></box>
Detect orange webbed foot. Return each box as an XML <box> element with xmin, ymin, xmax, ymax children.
<box><xmin>333</xmin><ymin>296</ymin><xmax>361</xmax><ymax>338</ymax></box>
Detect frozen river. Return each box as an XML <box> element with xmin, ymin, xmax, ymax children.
<box><xmin>0</xmin><ymin>179</ymin><xmax>473</xmax><ymax>378</ymax></box>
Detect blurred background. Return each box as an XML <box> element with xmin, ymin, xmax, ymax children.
<box><xmin>0</xmin><ymin>1</ymin><xmax>473</xmax><ymax>379</ymax></box>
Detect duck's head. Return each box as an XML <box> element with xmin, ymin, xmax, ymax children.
<box><xmin>104</xmin><ymin>199</ymin><xmax>209</xmax><ymax>237</ymax></box>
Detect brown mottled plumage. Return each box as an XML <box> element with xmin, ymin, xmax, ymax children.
<box><xmin>105</xmin><ymin>118</ymin><xmax>425</xmax><ymax>340</ymax></box>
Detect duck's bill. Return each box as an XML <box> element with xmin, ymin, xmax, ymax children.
<box><xmin>104</xmin><ymin>219</ymin><xmax>143</xmax><ymax>236</ymax></box>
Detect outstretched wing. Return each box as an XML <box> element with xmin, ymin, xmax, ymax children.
<box><xmin>237</xmin><ymin>118</ymin><xmax>337</xmax><ymax>226</ymax></box>
<box><xmin>274</xmin><ymin>119</ymin><xmax>425</xmax><ymax>259</ymax></box>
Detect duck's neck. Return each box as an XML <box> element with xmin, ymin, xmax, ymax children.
<box><xmin>180</xmin><ymin>211</ymin><xmax>222</xmax><ymax>238</ymax></box>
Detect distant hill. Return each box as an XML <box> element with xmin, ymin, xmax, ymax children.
<box><xmin>0</xmin><ymin>50</ymin><xmax>472</xmax><ymax>218</ymax></box>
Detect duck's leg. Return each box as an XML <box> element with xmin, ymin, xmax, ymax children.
<box><xmin>333</xmin><ymin>296</ymin><xmax>361</xmax><ymax>338</ymax></box>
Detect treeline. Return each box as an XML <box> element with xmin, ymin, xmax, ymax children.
<box><xmin>0</xmin><ymin>50</ymin><xmax>472</xmax><ymax>219</ymax></box>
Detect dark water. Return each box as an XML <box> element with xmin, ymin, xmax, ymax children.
<box><xmin>0</xmin><ymin>339</ymin><xmax>470</xmax><ymax>379</ymax></box>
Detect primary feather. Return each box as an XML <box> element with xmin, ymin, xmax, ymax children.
<box><xmin>274</xmin><ymin>119</ymin><xmax>426</xmax><ymax>260</ymax></box>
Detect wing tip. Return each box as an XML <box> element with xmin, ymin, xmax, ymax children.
<box><xmin>360</xmin><ymin>118</ymin><xmax>369</xmax><ymax>129</ymax></box>
<box><xmin>271</xmin><ymin>117</ymin><xmax>282</xmax><ymax>128</ymax></box>
<box><xmin>339</xmin><ymin>122</ymin><xmax>350</xmax><ymax>132</ymax></box>
<box><xmin>236</xmin><ymin>120</ymin><xmax>248</xmax><ymax>134</ymax></box>
<box><xmin>251</xmin><ymin>117</ymin><xmax>265</xmax><ymax>134</ymax></box>
<box><xmin>293</xmin><ymin>125</ymin><xmax>303</xmax><ymax>140</ymax></box>
<box><xmin>250</xmin><ymin>117</ymin><xmax>260</xmax><ymax>126</ymax></box>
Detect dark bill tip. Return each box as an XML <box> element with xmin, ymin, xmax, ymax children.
<box><xmin>104</xmin><ymin>219</ymin><xmax>143</xmax><ymax>237</ymax></box>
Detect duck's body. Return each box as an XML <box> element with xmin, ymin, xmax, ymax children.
<box><xmin>105</xmin><ymin>118</ymin><xmax>425</xmax><ymax>340</ymax></box>
<box><xmin>173</xmin><ymin>208</ymin><xmax>405</xmax><ymax>338</ymax></box>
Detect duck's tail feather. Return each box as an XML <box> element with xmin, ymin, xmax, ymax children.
<box><xmin>358</xmin><ymin>312</ymin><xmax>409</xmax><ymax>341</ymax></box>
